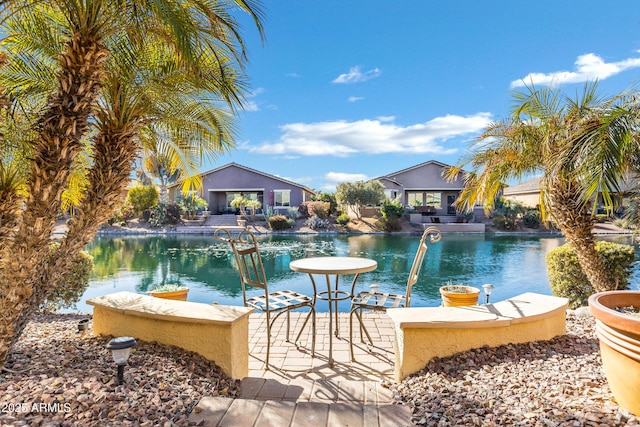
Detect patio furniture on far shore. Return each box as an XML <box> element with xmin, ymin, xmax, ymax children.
<box><xmin>349</xmin><ymin>226</ymin><xmax>442</xmax><ymax>361</ymax></box>
<box><xmin>215</xmin><ymin>228</ymin><xmax>316</xmax><ymax>369</ymax></box>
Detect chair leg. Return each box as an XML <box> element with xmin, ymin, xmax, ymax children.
<box><xmin>294</xmin><ymin>307</ymin><xmax>315</xmax><ymax>353</ymax></box>
<box><xmin>356</xmin><ymin>308</ymin><xmax>375</xmax><ymax>347</ymax></box>
<box><xmin>311</xmin><ymin>307</ymin><xmax>316</xmax><ymax>357</ymax></box>
<box><xmin>358</xmin><ymin>307</ymin><xmax>365</xmax><ymax>343</ymax></box>
<box><xmin>349</xmin><ymin>308</ymin><xmax>356</xmax><ymax>362</ymax></box>
<box><xmin>265</xmin><ymin>313</ymin><xmax>271</xmax><ymax>370</ymax></box>
<box><xmin>285</xmin><ymin>311</ymin><xmax>291</xmax><ymax>342</ymax></box>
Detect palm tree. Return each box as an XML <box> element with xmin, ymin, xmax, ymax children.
<box><xmin>0</xmin><ymin>0</ymin><xmax>264</xmax><ymax>367</ymax></box>
<box><xmin>447</xmin><ymin>81</ymin><xmax>640</xmax><ymax>293</ymax></box>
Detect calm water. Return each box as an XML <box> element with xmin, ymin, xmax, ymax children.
<box><xmin>73</xmin><ymin>233</ymin><xmax>640</xmax><ymax>313</ymax></box>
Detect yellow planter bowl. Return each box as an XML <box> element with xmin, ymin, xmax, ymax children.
<box><xmin>439</xmin><ymin>285</ymin><xmax>480</xmax><ymax>307</ymax></box>
<box><xmin>150</xmin><ymin>288</ymin><xmax>189</xmax><ymax>301</ymax></box>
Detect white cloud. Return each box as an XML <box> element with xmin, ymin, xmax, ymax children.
<box><xmin>247</xmin><ymin>113</ymin><xmax>491</xmax><ymax>157</ymax></box>
<box><xmin>325</xmin><ymin>171</ymin><xmax>369</xmax><ymax>185</ymax></box>
<box><xmin>348</xmin><ymin>96</ymin><xmax>365</xmax><ymax>102</ymax></box>
<box><xmin>511</xmin><ymin>53</ymin><xmax>640</xmax><ymax>88</ymax></box>
<box><xmin>332</xmin><ymin>66</ymin><xmax>381</xmax><ymax>84</ymax></box>
<box><xmin>243</xmin><ymin>87</ymin><xmax>265</xmax><ymax>111</ymax></box>
<box><xmin>244</xmin><ymin>100</ymin><xmax>259</xmax><ymax>112</ymax></box>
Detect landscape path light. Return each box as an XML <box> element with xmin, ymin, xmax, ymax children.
<box><xmin>482</xmin><ymin>284</ymin><xmax>494</xmax><ymax>304</ymax></box>
<box><xmin>106</xmin><ymin>336</ymin><xmax>137</xmax><ymax>385</ymax></box>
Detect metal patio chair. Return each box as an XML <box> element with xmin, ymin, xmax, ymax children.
<box><xmin>349</xmin><ymin>226</ymin><xmax>441</xmax><ymax>361</ymax></box>
<box><xmin>214</xmin><ymin>228</ymin><xmax>316</xmax><ymax>369</ymax></box>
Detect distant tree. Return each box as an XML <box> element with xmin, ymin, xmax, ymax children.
<box><xmin>313</xmin><ymin>192</ymin><xmax>338</xmax><ymax>215</ymax></box>
<box><xmin>335</xmin><ymin>180</ymin><xmax>385</xmax><ymax>219</ymax></box>
<box><xmin>126</xmin><ymin>186</ymin><xmax>159</xmax><ymax>215</ymax></box>
<box><xmin>139</xmin><ymin>152</ymin><xmax>181</xmax><ymax>205</ymax></box>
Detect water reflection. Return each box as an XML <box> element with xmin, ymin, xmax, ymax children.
<box><xmin>74</xmin><ymin>233</ymin><xmax>640</xmax><ymax>313</ymax></box>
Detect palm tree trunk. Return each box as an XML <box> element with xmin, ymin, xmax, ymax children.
<box><xmin>547</xmin><ymin>183</ymin><xmax>612</xmax><ymax>293</ymax></box>
<box><xmin>61</xmin><ymin>122</ymin><xmax>140</xmax><ymax>256</ymax></box>
<box><xmin>0</xmin><ymin>32</ymin><xmax>107</xmax><ymax>367</ymax></box>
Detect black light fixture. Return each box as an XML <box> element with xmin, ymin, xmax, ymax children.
<box><xmin>482</xmin><ymin>284</ymin><xmax>494</xmax><ymax>304</ymax></box>
<box><xmin>106</xmin><ymin>337</ymin><xmax>137</xmax><ymax>385</ymax></box>
<box><xmin>77</xmin><ymin>319</ymin><xmax>89</xmax><ymax>333</ymax></box>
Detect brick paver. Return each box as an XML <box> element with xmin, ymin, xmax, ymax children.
<box><xmin>189</xmin><ymin>312</ymin><xmax>415</xmax><ymax>426</ymax></box>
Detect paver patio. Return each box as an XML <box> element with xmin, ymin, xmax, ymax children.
<box><xmin>189</xmin><ymin>312</ymin><xmax>414</xmax><ymax>426</ymax></box>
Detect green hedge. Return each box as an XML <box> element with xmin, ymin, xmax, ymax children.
<box><xmin>42</xmin><ymin>246</ymin><xmax>94</xmax><ymax>312</ymax></box>
<box><xmin>268</xmin><ymin>215</ymin><xmax>293</xmax><ymax>230</ymax></box>
<box><xmin>546</xmin><ymin>241</ymin><xmax>634</xmax><ymax>308</ymax></box>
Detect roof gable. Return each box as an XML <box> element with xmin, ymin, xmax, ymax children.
<box><xmin>171</xmin><ymin>162</ymin><xmax>315</xmax><ymax>193</ymax></box>
<box><xmin>376</xmin><ymin>160</ymin><xmax>465</xmax><ymax>190</ymax></box>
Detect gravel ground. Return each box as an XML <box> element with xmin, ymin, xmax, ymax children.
<box><xmin>0</xmin><ymin>313</ymin><xmax>238</xmax><ymax>426</ymax></box>
<box><xmin>0</xmin><ymin>311</ymin><xmax>638</xmax><ymax>426</ymax></box>
<box><xmin>391</xmin><ymin>311</ymin><xmax>639</xmax><ymax>426</ymax></box>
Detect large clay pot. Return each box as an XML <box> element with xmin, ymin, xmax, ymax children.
<box><xmin>150</xmin><ymin>288</ymin><xmax>189</xmax><ymax>301</ymax></box>
<box><xmin>439</xmin><ymin>285</ymin><xmax>480</xmax><ymax>307</ymax></box>
<box><xmin>588</xmin><ymin>291</ymin><xmax>640</xmax><ymax>416</ymax></box>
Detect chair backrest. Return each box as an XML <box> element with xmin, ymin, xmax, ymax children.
<box><xmin>405</xmin><ymin>226</ymin><xmax>441</xmax><ymax>307</ymax></box>
<box><xmin>214</xmin><ymin>228</ymin><xmax>268</xmax><ymax>306</ymax></box>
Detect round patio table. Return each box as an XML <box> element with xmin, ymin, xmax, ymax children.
<box><xmin>289</xmin><ymin>256</ymin><xmax>377</xmax><ymax>366</ymax></box>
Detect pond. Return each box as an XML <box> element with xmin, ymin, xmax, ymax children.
<box><xmin>73</xmin><ymin>233</ymin><xmax>640</xmax><ymax>313</ymax></box>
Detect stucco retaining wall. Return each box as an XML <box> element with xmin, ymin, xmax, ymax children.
<box><xmin>87</xmin><ymin>292</ymin><xmax>252</xmax><ymax>379</ymax></box>
<box><xmin>387</xmin><ymin>292</ymin><xmax>568</xmax><ymax>382</ymax></box>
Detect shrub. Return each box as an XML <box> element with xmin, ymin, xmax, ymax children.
<box><xmin>491</xmin><ymin>198</ymin><xmax>526</xmax><ymax>230</ymax></box>
<box><xmin>148</xmin><ymin>203</ymin><xmax>182</xmax><ymax>227</ymax></box>
<box><xmin>286</xmin><ymin>208</ymin><xmax>299</xmax><ymax>220</ymax></box>
<box><xmin>176</xmin><ymin>194</ymin><xmax>208</xmax><ymax>217</ymax></box>
<box><xmin>269</xmin><ymin>215</ymin><xmax>293</xmax><ymax>230</ymax></box>
<box><xmin>376</xmin><ymin>216</ymin><xmax>402</xmax><ymax>232</ymax></box>
<box><xmin>546</xmin><ymin>241</ymin><xmax>634</xmax><ymax>308</ymax></box>
<box><xmin>380</xmin><ymin>199</ymin><xmax>405</xmax><ymax>219</ymax></box>
<box><xmin>108</xmin><ymin>203</ymin><xmax>135</xmax><ymax>225</ymax></box>
<box><xmin>522</xmin><ymin>209</ymin><xmax>541</xmax><ymax>229</ymax></box>
<box><xmin>491</xmin><ymin>214</ymin><xmax>511</xmax><ymax>230</ymax></box>
<box><xmin>126</xmin><ymin>185</ymin><xmax>158</xmax><ymax>214</ymax></box>
<box><xmin>41</xmin><ymin>245</ymin><xmax>94</xmax><ymax>312</ymax></box>
<box><xmin>337</xmin><ymin>213</ymin><xmax>350</xmax><ymax>225</ymax></box>
<box><xmin>305</xmin><ymin>215</ymin><xmax>331</xmax><ymax>230</ymax></box>
<box><xmin>307</xmin><ymin>201</ymin><xmax>331</xmax><ymax>219</ymax></box>
<box><xmin>298</xmin><ymin>201</ymin><xmax>310</xmax><ymax>218</ymax></box>
<box><xmin>313</xmin><ymin>192</ymin><xmax>338</xmax><ymax>215</ymax></box>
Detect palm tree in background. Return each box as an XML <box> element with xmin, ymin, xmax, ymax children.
<box><xmin>447</xmin><ymin>81</ymin><xmax>640</xmax><ymax>293</ymax></box>
<box><xmin>0</xmin><ymin>0</ymin><xmax>264</xmax><ymax>367</ymax></box>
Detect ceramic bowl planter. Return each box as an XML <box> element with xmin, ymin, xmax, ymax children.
<box><xmin>588</xmin><ymin>290</ymin><xmax>640</xmax><ymax>416</ymax></box>
<box><xmin>150</xmin><ymin>284</ymin><xmax>189</xmax><ymax>301</ymax></box>
<box><xmin>439</xmin><ymin>285</ymin><xmax>481</xmax><ymax>307</ymax></box>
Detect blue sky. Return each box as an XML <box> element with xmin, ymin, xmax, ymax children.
<box><xmin>209</xmin><ymin>1</ymin><xmax>640</xmax><ymax>192</ymax></box>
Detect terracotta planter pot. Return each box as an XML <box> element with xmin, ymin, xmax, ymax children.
<box><xmin>150</xmin><ymin>288</ymin><xmax>189</xmax><ymax>301</ymax></box>
<box><xmin>439</xmin><ymin>286</ymin><xmax>480</xmax><ymax>307</ymax></box>
<box><xmin>588</xmin><ymin>291</ymin><xmax>640</xmax><ymax>416</ymax></box>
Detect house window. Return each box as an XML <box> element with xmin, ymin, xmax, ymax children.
<box><xmin>407</xmin><ymin>191</ymin><xmax>442</xmax><ymax>208</ymax></box>
<box><xmin>226</xmin><ymin>192</ymin><xmax>259</xmax><ymax>206</ymax></box>
<box><xmin>425</xmin><ymin>192</ymin><xmax>442</xmax><ymax>208</ymax></box>
<box><xmin>384</xmin><ymin>189</ymin><xmax>399</xmax><ymax>201</ymax></box>
<box><xmin>407</xmin><ymin>192</ymin><xmax>424</xmax><ymax>207</ymax></box>
<box><xmin>226</xmin><ymin>193</ymin><xmax>241</xmax><ymax>206</ymax></box>
<box><xmin>274</xmin><ymin>190</ymin><xmax>290</xmax><ymax>207</ymax></box>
